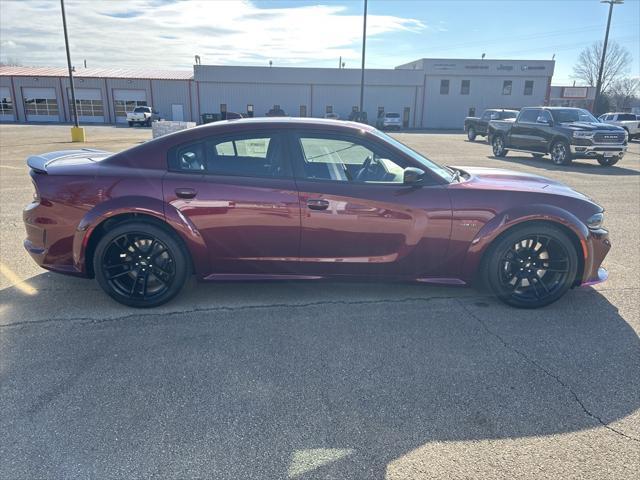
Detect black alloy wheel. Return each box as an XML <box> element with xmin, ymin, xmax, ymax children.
<box><xmin>94</xmin><ymin>222</ymin><xmax>189</xmax><ymax>307</ymax></box>
<box><xmin>482</xmin><ymin>224</ymin><xmax>578</xmax><ymax>308</ymax></box>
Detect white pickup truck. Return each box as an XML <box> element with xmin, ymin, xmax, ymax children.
<box><xmin>126</xmin><ymin>106</ymin><xmax>155</xmax><ymax>127</ymax></box>
<box><xmin>598</xmin><ymin>112</ymin><xmax>640</xmax><ymax>140</ymax></box>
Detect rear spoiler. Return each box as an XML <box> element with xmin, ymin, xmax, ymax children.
<box><xmin>27</xmin><ymin>148</ymin><xmax>110</xmax><ymax>174</ymax></box>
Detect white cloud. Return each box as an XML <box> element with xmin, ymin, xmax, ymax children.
<box><xmin>0</xmin><ymin>0</ymin><xmax>425</xmax><ymax>69</ymax></box>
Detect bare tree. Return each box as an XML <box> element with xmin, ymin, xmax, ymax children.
<box><xmin>607</xmin><ymin>77</ymin><xmax>640</xmax><ymax>111</ymax></box>
<box><xmin>0</xmin><ymin>57</ymin><xmax>22</xmax><ymax>67</ymax></box>
<box><xmin>572</xmin><ymin>41</ymin><xmax>631</xmax><ymax>93</ymax></box>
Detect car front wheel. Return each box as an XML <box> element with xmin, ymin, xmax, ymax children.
<box><xmin>550</xmin><ymin>140</ymin><xmax>572</xmax><ymax>165</ymax></box>
<box><xmin>597</xmin><ymin>156</ymin><xmax>620</xmax><ymax>167</ymax></box>
<box><xmin>481</xmin><ymin>223</ymin><xmax>578</xmax><ymax>308</ymax></box>
<box><xmin>467</xmin><ymin>127</ymin><xmax>477</xmax><ymax>141</ymax></box>
<box><xmin>94</xmin><ymin>222</ymin><xmax>190</xmax><ymax>308</ymax></box>
<box><xmin>492</xmin><ymin>135</ymin><xmax>508</xmax><ymax>157</ymax></box>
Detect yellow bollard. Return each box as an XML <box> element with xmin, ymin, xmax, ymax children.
<box><xmin>70</xmin><ymin>126</ymin><xmax>86</xmax><ymax>142</ymax></box>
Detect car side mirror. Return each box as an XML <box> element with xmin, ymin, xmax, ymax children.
<box><xmin>403</xmin><ymin>167</ymin><xmax>425</xmax><ymax>185</ymax></box>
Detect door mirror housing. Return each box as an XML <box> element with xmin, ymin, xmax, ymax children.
<box><xmin>403</xmin><ymin>167</ymin><xmax>425</xmax><ymax>185</ymax></box>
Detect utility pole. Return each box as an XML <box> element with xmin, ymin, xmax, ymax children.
<box><xmin>594</xmin><ymin>0</ymin><xmax>623</xmax><ymax>114</ymax></box>
<box><xmin>61</xmin><ymin>0</ymin><xmax>84</xmax><ymax>141</ymax></box>
<box><xmin>358</xmin><ymin>0</ymin><xmax>367</xmax><ymax>117</ymax></box>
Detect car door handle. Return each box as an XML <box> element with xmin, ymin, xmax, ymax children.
<box><xmin>175</xmin><ymin>187</ymin><xmax>197</xmax><ymax>199</ymax></box>
<box><xmin>306</xmin><ymin>199</ymin><xmax>329</xmax><ymax>210</ymax></box>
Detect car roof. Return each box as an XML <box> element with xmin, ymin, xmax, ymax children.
<box><xmin>200</xmin><ymin>116</ymin><xmax>377</xmax><ymax>131</ymax></box>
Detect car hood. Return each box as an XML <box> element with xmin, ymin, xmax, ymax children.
<box><xmin>454</xmin><ymin>166</ymin><xmax>590</xmax><ymax>200</ymax></box>
<box><xmin>560</xmin><ymin>121</ymin><xmax>624</xmax><ymax>132</ymax></box>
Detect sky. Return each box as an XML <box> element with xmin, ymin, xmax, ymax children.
<box><xmin>0</xmin><ymin>0</ymin><xmax>638</xmax><ymax>86</ymax></box>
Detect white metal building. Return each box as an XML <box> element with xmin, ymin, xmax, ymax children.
<box><xmin>1</xmin><ymin>57</ymin><xmax>555</xmax><ymax>129</ymax></box>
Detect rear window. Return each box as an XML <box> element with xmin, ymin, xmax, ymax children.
<box><xmin>617</xmin><ymin>114</ymin><xmax>636</xmax><ymax>121</ymax></box>
<box><xmin>385</xmin><ymin>113</ymin><xmax>400</xmax><ymax>118</ymax></box>
<box><xmin>134</xmin><ymin>106</ymin><xmax>150</xmax><ymax>113</ymax></box>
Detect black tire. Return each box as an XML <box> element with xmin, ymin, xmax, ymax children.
<box><xmin>94</xmin><ymin>222</ymin><xmax>190</xmax><ymax>308</ymax></box>
<box><xmin>146</xmin><ymin>118</ymin><xmax>152</xmax><ymax>127</ymax></box>
<box><xmin>532</xmin><ymin>153</ymin><xmax>544</xmax><ymax>159</ymax></box>
<box><xmin>467</xmin><ymin>127</ymin><xmax>477</xmax><ymax>141</ymax></box>
<box><xmin>597</xmin><ymin>156</ymin><xmax>620</xmax><ymax>167</ymax></box>
<box><xmin>480</xmin><ymin>223</ymin><xmax>578</xmax><ymax>308</ymax></box>
<box><xmin>550</xmin><ymin>140</ymin><xmax>572</xmax><ymax>165</ymax></box>
<box><xmin>492</xmin><ymin>134</ymin><xmax>508</xmax><ymax>157</ymax></box>
<box><xmin>127</xmin><ymin>121</ymin><xmax>133</xmax><ymax>127</ymax></box>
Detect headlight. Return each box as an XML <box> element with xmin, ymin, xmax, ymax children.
<box><xmin>586</xmin><ymin>212</ymin><xmax>604</xmax><ymax>230</ymax></box>
<box><xmin>623</xmin><ymin>130</ymin><xmax>629</xmax><ymax>142</ymax></box>
<box><xmin>573</xmin><ymin>131</ymin><xmax>595</xmax><ymax>138</ymax></box>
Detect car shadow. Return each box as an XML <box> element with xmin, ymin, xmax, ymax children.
<box><xmin>1</xmin><ymin>273</ymin><xmax>638</xmax><ymax>478</ymax></box>
<box><xmin>488</xmin><ymin>154</ymin><xmax>640</xmax><ymax>176</ymax></box>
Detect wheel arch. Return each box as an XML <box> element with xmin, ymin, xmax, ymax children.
<box><xmin>73</xmin><ymin>197</ymin><xmax>209</xmax><ymax>278</ymax></box>
<box><xmin>462</xmin><ymin>205</ymin><xmax>588</xmax><ymax>287</ymax></box>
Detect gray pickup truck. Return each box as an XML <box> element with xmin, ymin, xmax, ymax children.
<box><xmin>488</xmin><ymin>106</ymin><xmax>628</xmax><ymax>167</ymax></box>
<box><xmin>464</xmin><ymin>109</ymin><xmax>518</xmax><ymax>141</ymax></box>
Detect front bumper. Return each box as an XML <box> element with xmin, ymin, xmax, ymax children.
<box><xmin>579</xmin><ymin>227</ymin><xmax>611</xmax><ymax>287</ymax></box>
<box><xmin>570</xmin><ymin>143</ymin><xmax>627</xmax><ymax>158</ymax></box>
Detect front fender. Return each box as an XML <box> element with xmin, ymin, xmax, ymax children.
<box><xmin>460</xmin><ymin>203</ymin><xmax>589</xmax><ymax>283</ymax></box>
<box><xmin>72</xmin><ymin>196</ymin><xmax>209</xmax><ymax>275</ymax></box>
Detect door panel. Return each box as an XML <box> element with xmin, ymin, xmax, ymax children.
<box><xmin>164</xmin><ymin>173</ymin><xmax>301</xmax><ymax>274</ymax></box>
<box><xmin>296</xmin><ymin>181</ymin><xmax>451</xmax><ymax>277</ymax></box>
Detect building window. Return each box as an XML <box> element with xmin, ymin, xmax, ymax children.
<box><xmin>468</xmin><ymin>107</ymin><xmax>476</xmax><ymax>117</ymax></box>
<box><xmin>502</xmin><ymin>80</ymin><xmax>512</xmax><ymax>95</ymax></box>
<box><xmin>440</xmin><ymin>79</ymin><xmax>450</xmax><ymax>95</ymax></box>
<box><xmin>0</xmin><ymin>96</ymin><xmax>13</xmax><ymax>115</ymax></box>
<box><xmin>524</xmin><ymin>80</ymin><xmax>534</xmax><ymax>96</ymax></box>
<box><xmin>461</xmin><ymin>80</ymin><xmax>470</xmax><ymax>95</ymax></box>
<box><xmin>325</xmin><ymin>105</ymin><xmax>333</xmax><ymax>114</ymax></box>
<box><xmin>114</xmin><ymin>100</ymin><xmax>147</xmax><ymax>118</ymax></box>
<box><xmin>299</xmin><ymin>105</ymin><xmax>307</xmax><ymax>117</ymax></box>
<box><xmin>69</xmin><ymin>99</ymin><xmax>104</xmax><ymax>117</ymax></box>
<box><xmin>24</xmin><ymin>97</ymin><xmax>59</xmax><ymax>116</ymax></box>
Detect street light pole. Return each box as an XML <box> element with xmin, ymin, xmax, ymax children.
<box><xmin>61</xmin><ymin>0</ymin><xmax>84</xmax><ymax>141</ymax></box>
<box><xmin>594</xmin><ymin>0</ymin><xmax>623</xmax><ymax>114</ymax></box>
<box><xmin>358</xmin><ymin>0</ymin><xmax>368</xmax><ymax>117</ymax></box>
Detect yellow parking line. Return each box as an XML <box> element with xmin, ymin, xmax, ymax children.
<box><xmin>0</xmin><ymin>263</ymin><xmax>37</xmax><ymax>295</ymax></box>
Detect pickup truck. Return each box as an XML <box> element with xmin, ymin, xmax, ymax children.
<box><xmin>488</xmin><ymin>106</ymin><xmax>628</xmax><ymax>167</ymax></box>
<box><xmin>127</xmin><ymin>106</ymin><xmax>155</xmax><ymax>127</ymax></box>
<box><xmin>464</xmin><ymin>109</ymin><xmax>518</xmax><ymax>141</ymax></box>
<box><xmin>598</xmin><ymin>112</ymin><xmax>640</xmax><ymax>140</ymax></box>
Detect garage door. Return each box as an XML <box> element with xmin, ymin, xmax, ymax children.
<box><xmin>68</xmin><ymin>88</ymin><xmax>104</xmax><ymax>123</ymax></box>
<box><xmin>0</xmin><ymin>87</ymin><xmax>15</xmax><ymax>122</ymax></box>
<box><xmin>23</xmin><ymin>87</ymin><xmax>60</xmax><ymax>122</ymax></box>
<box><xmin>113</xmin><ymin>89</ymin><xmax>147</xmax><ymax>123</ymax></box>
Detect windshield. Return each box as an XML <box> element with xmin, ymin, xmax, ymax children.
<box><xmin>134</xmin><ymin>106</ymin><xmax>149</xmax><ymax>113</ymax></box>
<box><xmin>372</xmin><ymin>130</ymin><xmax>454</xmax><ymax>183</ymax></box>
<box><xmin>502</xmin><ymin>111</ymin><xmax>517</xmax><ymax>119</ymax></box>
<box><xmin>551</xmin><ymin>108</ymin><xmax>598</xmax><ymax>124</ymax></box>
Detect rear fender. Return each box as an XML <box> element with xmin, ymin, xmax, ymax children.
<box><xmin>73</xmin><ymin>196</ymin><xmax>209</xmax><ymax>275</ymax></box>
<box><xmin>460</xmin><ymin>204</ymin><xmax>589</xmax><ymax>283</ymax></box>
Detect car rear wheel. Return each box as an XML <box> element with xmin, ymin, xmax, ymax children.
<box><xmin>597</xmin><ymin>156</ymin><xmax>620</xmax><ymax>167</ymax></box>
<box><xmin>550</xmin><ymin>140</ymin><xmax>572</xmax><ymax>165</ymax></box>
<box><xmin>467</xmin><ymin>127</ymin><xmax>477</xmax><ymax>141</ymax></box>
<box><xmin>94</xmin><ymin>222</ymin><xmax>189</xmax><ymax>308</ymax></box>
<box><xmin>492</xmin><ymin>135</ymin><xmax>508</xmax><ymax>157</ymax></box>
<box><xmin>481</xmin><ymin>223</ymin><xmax>578</xmax><ymax>308</ymax></box>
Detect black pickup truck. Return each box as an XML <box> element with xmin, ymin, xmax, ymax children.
<box><xmin>464</xmin><ymin>109</ymin><xmax>518</xmax><ymax>141</ymax></box>
<box><xmin>488</xmin><ymin>107</ymin><xmax>628</xmax><ymax>167</ymax></box>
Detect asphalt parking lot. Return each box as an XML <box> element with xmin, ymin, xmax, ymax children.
<box><xmin>1</xmin><ymin>124</ymin><xmax>638</xmax><ymax>479</ymax></box>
